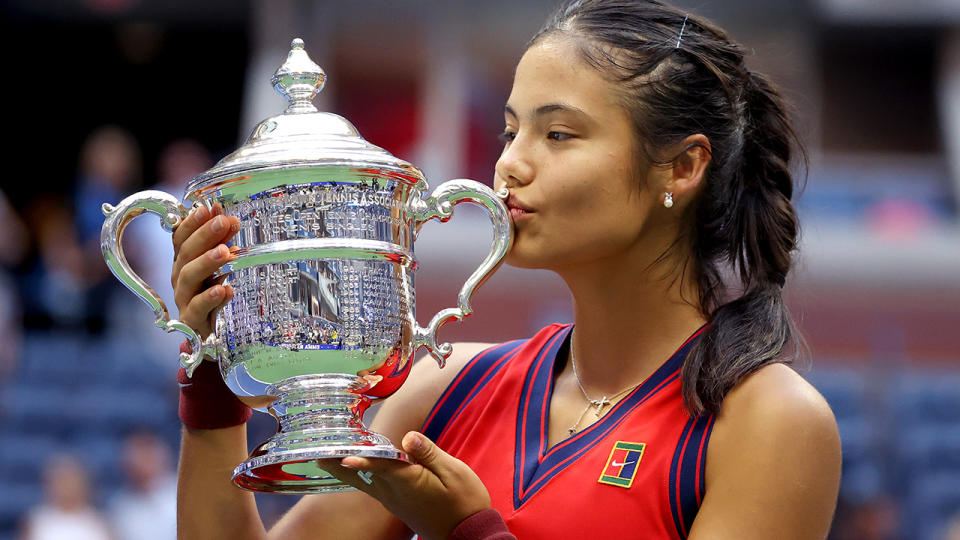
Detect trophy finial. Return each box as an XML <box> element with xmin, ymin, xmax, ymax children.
<box><xmin>272</xmin><ymin>37</ymin><xmax>326</xmax><ymax>114</ymax></box>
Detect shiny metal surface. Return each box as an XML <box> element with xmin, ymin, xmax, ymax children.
<box><xmin>410</xmin><ymin>179</ymin><xmax>511</xmax><ymax>367</ymax></box>
<box><xmin>99</xmin><ymin>38</ymin><xmax>512</xmax><ymax>494</ymax></box>
<box><xmin>100</xmin><ymin>190</ymin><xmax>215</xmax><ymax>375</ymax></box>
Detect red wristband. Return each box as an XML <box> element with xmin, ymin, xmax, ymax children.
<box><xmin>448</xmin><ymin>509</ymin><xmax>515</xmax><ymax>540</ymax></box>
<box><xmin>177</xmin><ymin>340</ymin><xmax>252</xmax><ymax>430</ymax></box>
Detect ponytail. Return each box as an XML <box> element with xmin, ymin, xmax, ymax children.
<box><xmin>681</xmin><ymin>71</ymin><xmax>805</xmax><ymax>416</ymax></box>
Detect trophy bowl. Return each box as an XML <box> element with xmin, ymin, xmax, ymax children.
<box><xmin>100</xmin><ymin>39</ymin><xmax>511</xmax><ymax>494</ymax></box>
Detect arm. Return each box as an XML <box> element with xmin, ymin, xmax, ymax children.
<box><xmin>172</xmin><ymin>205</ymin><xmax>265</xmax><ymax>540</ymax></box>
<box><xmin>688</xmin><ymin>363</ymin><xmax>842</xmax><ymax>540</ymax></box>
<box><xmin>178</xmin><ymin>425</ymin><xmax>266</xmax><ymax>540</ymax></box>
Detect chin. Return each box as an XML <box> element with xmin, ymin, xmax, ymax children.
<box><xmin>504</xmin><ymin>249</ymin><xmax>560</xmax><ymax>271</ymax></box>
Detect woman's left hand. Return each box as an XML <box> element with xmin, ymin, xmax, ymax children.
<box><xmin>318</xmin><ymin>431</ymin><xmax>492</xmax><ymax>540</ymax></box>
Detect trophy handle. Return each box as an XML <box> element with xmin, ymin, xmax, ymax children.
<box><xmin>100</xmin><ymin>190</ymin><xmax>214</xmax><ymax>376</ymax></box>
<box><xmin>410</xmin><ymin>180</ymin><xmax>513</xmax><ymax>368</ymax></box>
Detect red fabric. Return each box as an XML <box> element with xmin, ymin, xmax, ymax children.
<box><xmin>177</xmin><ymin>340</ymin><xmax>251</xmax><ymax>429</ymax></box>
<box><xmin>449</xmin><ymin>509</ymin><xmax>515</xmax><ymax>540</ymax></box>
<box><xmin>422</xmin><ymin>324</ymin><xmax>712</xmax><ymax>540</ymax></box>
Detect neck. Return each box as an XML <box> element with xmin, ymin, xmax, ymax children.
<box><xmin>557</xmin><ymin>243</ymin><xmax>707</xmax><ymax>396</ymax></box>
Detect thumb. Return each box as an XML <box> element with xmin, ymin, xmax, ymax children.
<box><xmin>402</xmin><ymin>431</ymin><xmax>450</xmax><ymax>475</ymax></box>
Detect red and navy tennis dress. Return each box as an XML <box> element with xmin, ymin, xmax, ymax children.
<box><xmin>422</xmin><ymin>324</ymin><xmax>714</xmax><ymax>539</ymax></box>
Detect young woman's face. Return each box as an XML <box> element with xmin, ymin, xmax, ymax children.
<box><xmin>495</xmin><ymin>36</ymin><xmax>662</xmax><ymax>271</ymax></box>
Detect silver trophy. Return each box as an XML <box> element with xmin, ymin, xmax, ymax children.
<box><xmin>100</xmin><ymin>39</ymin><xmax>511</xmax><ymax>494</ymax></box>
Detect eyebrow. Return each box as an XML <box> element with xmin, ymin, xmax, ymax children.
<box><xmin>504</xmin><ymin>103</ymin><xmax>590</xmax><ymax>120</ymax></box>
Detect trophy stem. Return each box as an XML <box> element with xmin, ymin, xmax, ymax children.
<box><xmin>231</xmin><ymin>374</ymin><xmax>406</xmax><ymax>494</ymax></box>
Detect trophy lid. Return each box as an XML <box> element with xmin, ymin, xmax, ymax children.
<box><xmin>187</xmin><ymin>38</ymin><xmax>425</xmax><ymax>193</ymax></box>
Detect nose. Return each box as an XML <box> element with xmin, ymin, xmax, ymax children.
<box><xmin>495</xmin><ymin>137</ymin><xmax>534</xmax><ymax>189</ymax></box>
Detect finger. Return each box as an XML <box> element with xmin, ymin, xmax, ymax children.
<box><xmin>316</xmin><ymin>458</ymin><xmax>379</xmax><ymax>495</ymax></box>
<box><xmin>172</xmin><ymin>214</ymin><xmax>240</xmax><ymax>286</ymax></box>
<box><xmin>172</xmin><ymin>205</ymin><xmax>211</xmax><ymax>257</ymax></box>
<box><xmin>174</xmin><ymin>245</ymin><xmax>235</xmax><ymax>310</ymax></box>
<box><xmin>400</xmin><ymin>432</ymin><xmax>455</xmax><ymax>478</ymax></box>
<box><xmin>206</xmin><ymin>285</ymin><xmax>234</xmax><ymax>330</ymax></box>
<box><xmin>219</xmin><ymin>284</ymin><xmax>234</xmax><ymax>306</ymax></box>
<box><xmin>340</xmin><ymin>455</ymin><xmax>412</xmax><ymax>477</ymax></box>
<box><xmin>337</xmin><ymin>454</ymin><xmax>437</xmax><ymax>495</ymax></box>
<box><xmin>173</xmin><ymin>214</ymin><xmax>239</xmax><ymax>279</ymax></box>
<box><xmin>179</xmin><ymin>284</ymin><xmax>229</xmax><ymax>336</ymax></box>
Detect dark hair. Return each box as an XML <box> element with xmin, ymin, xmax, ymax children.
<box><xmin>533</xmin><ymin>0</ymin><xmax>806</xmax><ymax>416</ymax></box>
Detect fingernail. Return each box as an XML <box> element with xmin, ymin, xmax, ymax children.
<box><xmin>211</xmin><ymin>216</ymin><xmax>225</xmax><ymax>233</ymax></box>
<box><xmin>340</xmin><ymin>458</ymin><xmax>359</xmax><ymax>470</ymax></box>
<box><xmin>405</xmin><ymin>432</ymin><xmax>423</xmax><ymax>453</ymax></box>
<box><xmin>194</xmin><ymin>206</ymin><xmax>209</xmax><ymax>221</ymax></box>
<box><xmin>230</xmin><ymin>221</ymin><xmax>241</xmax><ymax>233</ymax></box>
<box><xmin>207</xmin><ymin>246</ymin><xmax>221</xmax><ymax>261</ymax></box>
<box><xmin>208</xmin><ymin>286</ymin><xmax>223</xmax><ymax>299</ymax></box>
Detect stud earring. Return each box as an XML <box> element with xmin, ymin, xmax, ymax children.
<box><xmin>664</xmin><ymin>192</ymin><xmax>674</xmax><ymax>208</ymax></box>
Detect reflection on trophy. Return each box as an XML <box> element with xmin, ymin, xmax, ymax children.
<box><xmin>100</xmin><ymin>39</ymin><xmax>512</xmax><ymax>494</ymax></box>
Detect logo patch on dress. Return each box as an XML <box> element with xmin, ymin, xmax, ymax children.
<box><xmin>598</xmin><ymin>441</ymin><xmax>646</xmax><ymax>488</ymax></box>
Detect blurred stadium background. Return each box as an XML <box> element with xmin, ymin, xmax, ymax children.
<box><xmin>1</xmin><ymin>0</ymin><xmax>958</xmax><ymax>538</ymax></box>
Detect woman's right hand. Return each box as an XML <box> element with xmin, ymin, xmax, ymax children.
<box><xmin>171</xmin><ymin>203</ymin><xmax>241</xmax><ymax>340</ymax></box>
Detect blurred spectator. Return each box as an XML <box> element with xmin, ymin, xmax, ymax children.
<box><xmin>74</xmin><ymin>125</ymin><xmax>143</xmax><ymax>334</ymax></box>
<box><xmin>830</xmin><ymin>493</ymin><xmax>901</xmax><ymax>540</ymax></box>
<box><xmin>19</xmin><ymin>126</ymin><xmax>143</xmax><ymax>333</ymax></box>
<box><xmin>20</xmin><ymin>196</ymin><xmax>90</xmax><ymax>329</ymax></box>
<box><xmin>946</xmin><ymin>511</ymin><xmax>960</xmax><ymax>540</ymax></box>
<box><xmin>74</xmin><ymin>125</ymin><xmax>141</xmax><ymax>246</ymax></box>
<box><xmin>20</xmin><ymin>454</ymin><xmax>112</xmax><ymax>540</ymax></box>
<box><xmin>0</xmin><ymin>189</ymin><xmax>29</xmax><ymax>268</ymax></box>
<box><xmin>107</xmin><ymin>430</ymin><xmax>176</xmax><ymax>540</ymax></box>
<box><xmin>0</xmin><ymin>189</ymin><xmax>28</xmax><ymax>377</ymax></box>
<box><xmin>866</xmin><ymin>197</ymin><xmax>937</xmax><ymax>239</ymax></box>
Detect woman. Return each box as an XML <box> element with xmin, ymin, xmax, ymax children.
<box><xmin>173</xmin><ymin>1</ymin><xmax>841</xmax><ymax>538</ymax></box>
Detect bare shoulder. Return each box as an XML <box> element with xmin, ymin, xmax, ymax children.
<box><xmin>710</xmin><ymin>363</ymin><xmax>841</xmax><ymax>469</ymax></box>
<box><xmin>719</xmin><ymin>362</ymin><xmax>837</xmax><ymax>429</ymax></box>
<box><xmin>689</xmin><ymin>363</ymin><xmax>842</xmax><ymax>540</ymax></box>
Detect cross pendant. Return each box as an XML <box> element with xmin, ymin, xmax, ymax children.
<box><xmin>591</xmin><ymin>396</ymin><xmax>611</xmax><ymax>417</ymax></box>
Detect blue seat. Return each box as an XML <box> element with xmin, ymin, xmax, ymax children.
<box><xmin>803</xmin><ymin>367</ymin><xmax>867</xmax><ymax>420</ymax></box>
<box><xmin>72</xmin><ymin>385</ymin><xmax>174</xmax><ymax>430</ymax></box>
<box><xmin>0</xmin><ymin>380</ymin><xmax>77</xmax><ymax>428</ymax></box>
<box><xmin>903</xmin><ymin>472</ymin><xmax>960</xmax><ymax>540</ymax></box>
<box><xmin>836</xmin><ymin>416</ymin><xmax>876</xmax><ymax>464</ymax></box>
<box><xmin>893</xmin><ymin>372</ymin><xmax>960</xmax><ymax>427</ymax></box>
<box><xmin>0</xmin><ymin>480</ymin><xmax>43</xmax><ymax>537</ymax></box>
<box><xmin>18</xmin><ymin>332</ymin><xmax>98</xmax><ymax>384</ymax></box>
<box><xmin>898</xmin><ymin>425</ymin><xmax>960</xmax><ymax>475</ymax></box>
<box><xmin>0</xmin><ymin>432</ymin><xmax>60</xmax><ymax>483</ymax></box>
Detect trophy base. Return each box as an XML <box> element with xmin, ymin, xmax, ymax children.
<box><xmin>232</xmin><ymin>437</ymin><xmax>407</xmax><ymax>494</ymax></box>
<box><xmin>231</xmin><ymin>374</ymin><xmax>407</xmax><ymax>494</ymax></box>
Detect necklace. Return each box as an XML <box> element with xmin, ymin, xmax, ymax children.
<box><xmin>567</xmin><ymin>337</ymin><xmax>643</xmax><ymax>435</ymax></box>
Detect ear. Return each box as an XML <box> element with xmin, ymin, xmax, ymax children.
<box><xmin>664</xmin><ymin>134</ymin><xmax>712</xmax><ymax>208</ymax></box>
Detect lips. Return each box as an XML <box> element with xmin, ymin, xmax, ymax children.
<box><xmin>506</xmin><ymin>195</ymin><xmax>534</xmax><ymax>213</ymax></box>
<box><xmin>505</xmin><ymin>195</ymin><xmax>534</xmax><ymax>222</ymax></box>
